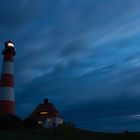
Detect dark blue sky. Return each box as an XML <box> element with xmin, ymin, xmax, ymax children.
<box><xmin>0</xmin><ymin>0</ymin><xmax>140</xmax><ymax>132</ymax></box>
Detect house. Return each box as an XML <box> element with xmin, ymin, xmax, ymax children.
<box><xmin>30</xmin><ymin>99</ymin><xmax>63</xmax><ymax>128</ymax></box>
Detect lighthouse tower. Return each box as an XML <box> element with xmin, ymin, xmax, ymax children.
<box><xmin>0</xmin><ymin>40</ymin><xmax>16</xmax><ymax>116</ymax></box>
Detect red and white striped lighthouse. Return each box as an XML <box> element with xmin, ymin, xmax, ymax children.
<box><xmin>0</xmin><ymin>40</ymin><xmax>16</xmax><ymax>116</ymax></box>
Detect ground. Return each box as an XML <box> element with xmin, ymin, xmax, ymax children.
<box><xmin>0</xmin><ymin>127</ymin><xmax>140</xmax><ymax>140</ymax></box>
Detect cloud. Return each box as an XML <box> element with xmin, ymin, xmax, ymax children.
<box><xmin>0</xmin><ymin>0</ymin><xmax>140</xmax><ymax>131</ymax></box>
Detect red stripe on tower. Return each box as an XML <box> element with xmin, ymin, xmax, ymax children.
<box><xmin>0</xmin><ymin>40</ymin><xmax>16</xmax><ymax>116</ymax></box>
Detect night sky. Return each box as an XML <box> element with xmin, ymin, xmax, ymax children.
<box><xmin>1</xmin><ymin>0</ymin><xmax>140</xmax><ymax>132</ymax></box>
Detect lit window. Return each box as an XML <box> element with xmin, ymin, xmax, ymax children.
<box><xmin>48</xmin><ymin>118</ymin><xmax>51</xmax><ymax>122</ymax></box>
<box><xmin>40</xmin><ymin>112</ymin><xmax>48</xmax><ymax>115</ymax></box>
<box><xmin>38</xmin><ymin>121</ymin><xmax>42</xmax><ymax>124</ymax></box>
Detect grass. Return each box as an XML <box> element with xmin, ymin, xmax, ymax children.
<box><xmin>0</xmin><ymin>127</ymin><xmax>140</xmax><ymax>140</ymax></box>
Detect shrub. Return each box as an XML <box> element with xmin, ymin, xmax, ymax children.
<box><xmin>22</xmin><ymin>118</ymin><xmax>41</xmax><ymax>128</ymax></box>
<box><xmin>0</xmin><ymin>115</ymin><xmax>22</xmax><ymax>130</ymax></box>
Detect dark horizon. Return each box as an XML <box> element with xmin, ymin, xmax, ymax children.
<box><xmin>0</xmin><ymin>0</ymin><xmax>140</xmax><ymax>132</ymax></box>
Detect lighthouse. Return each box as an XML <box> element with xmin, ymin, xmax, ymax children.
<box><xmin>0</xmin><ymin>40</ymin><xmax>16</xmax><ymax>116</ymax></box>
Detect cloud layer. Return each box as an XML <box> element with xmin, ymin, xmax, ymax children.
<box><xmin>0</xmin><ymin>0</ymin><xmax>140</xmax><ymax>132</ymax></box>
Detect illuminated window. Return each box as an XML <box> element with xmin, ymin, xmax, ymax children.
<box><xmin>40</xmin><ymin>112</ymin><xmax>48</xmax><ymax>115</ymax></box>
<box><xmin>38</xmin><ymin>121</ymin><xmax>42</xmax><ymax>124</ymax></box>
<box><xmin>48</xmin><ymin>118</ymin><xmax>51</xmax><ymax>123</ymax></box>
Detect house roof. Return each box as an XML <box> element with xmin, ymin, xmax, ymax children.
<box><xmin>30</xmin><ymin>99</ymin><xmax>62</xmax><ymax>121</ymax></box>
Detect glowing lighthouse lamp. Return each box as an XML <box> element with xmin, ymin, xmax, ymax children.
<box><xmin>0</xmin><ymin>40</ymin><xmax>16</xmax><ymax>116</ymax></box>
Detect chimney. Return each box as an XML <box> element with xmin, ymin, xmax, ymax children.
<box><xmin>44</xmin><ymin>98</ymin><xmax>48</xmax><ymax>104</ymax></box>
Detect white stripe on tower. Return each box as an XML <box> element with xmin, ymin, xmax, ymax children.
<box><xmin>2</xmin><ymin>61</ymin><xmax>14</xmax><ymax>75</ymax></box>
<box><xmin>0</xmin><ymin>87</ymin><xmax>14</xmax><ymax>100</ymax></box>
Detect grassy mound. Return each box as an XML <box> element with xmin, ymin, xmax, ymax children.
<box><xmin>0</xmin><ymin>127</ymin><xmax>140</xmax><ymax>140</ymax></box>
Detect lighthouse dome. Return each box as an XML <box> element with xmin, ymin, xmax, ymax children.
<box><xmin>3</xmin><ymin>40</ymin><xmax>16</xmax><ymax>56</ymax></box>
<box><xmin>5</xmin><ymin>40</ymin><xmax>14</xmax><ymax>48</ymax></box>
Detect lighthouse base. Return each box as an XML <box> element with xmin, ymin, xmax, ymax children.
<box><xmin>0</xmin><ymin>100</ymin><xmax>15</xmax><ymax>116</ymax></box>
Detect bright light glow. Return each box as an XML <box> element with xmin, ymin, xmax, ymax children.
<box><xmin>38</xmin><ymin>121</ymin><xmax>42</xmax><ymax>124</ymax></box>
<box><xmin>40</xmin><ymin>112</ymin><xmax>48</xmax><ymax>115</ymax></box>
<box><xmin>7</xmin><ymin>43</ymin><xmax>14</xmax><ymax>47</ymax></box>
